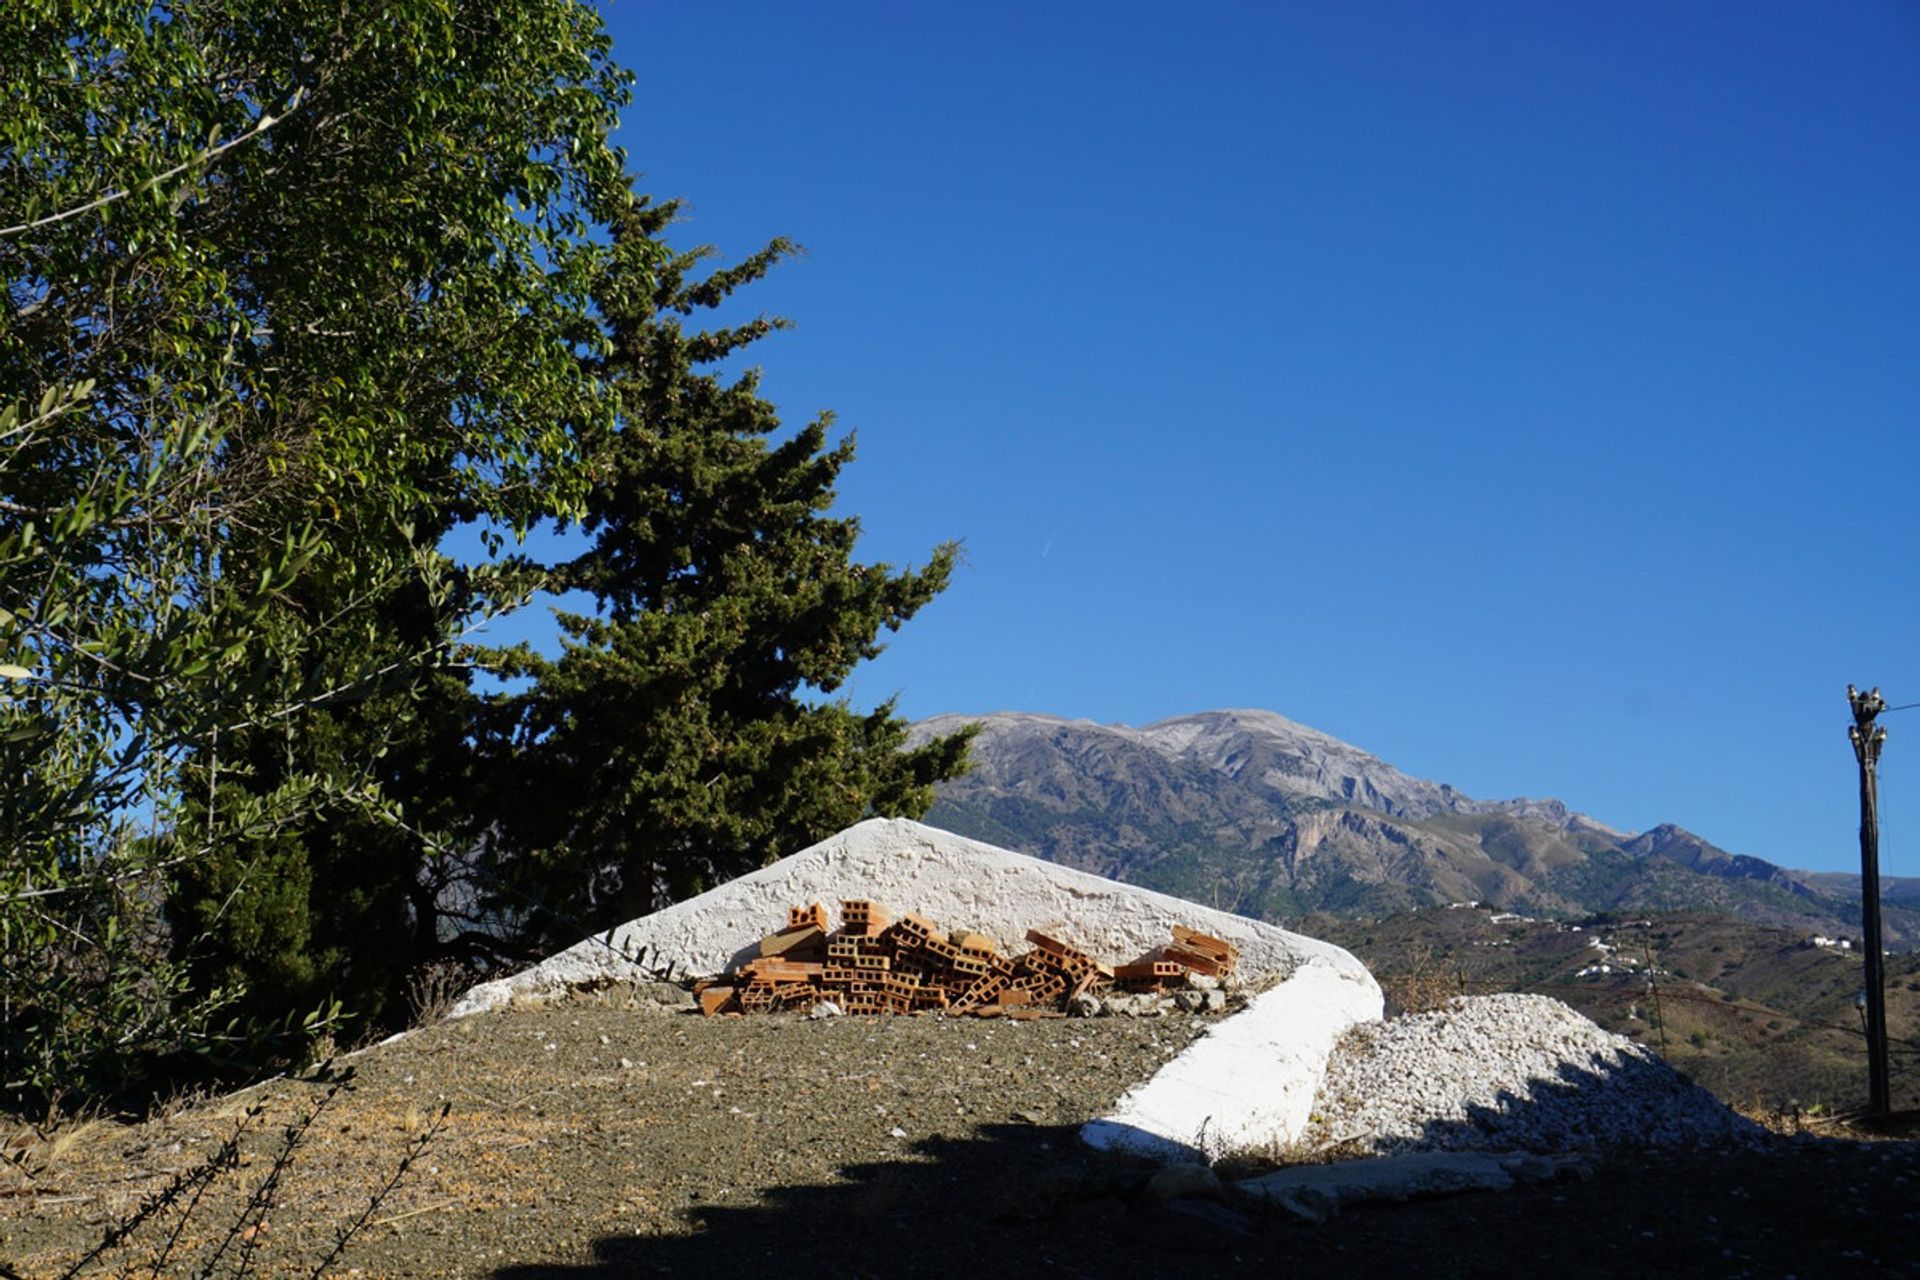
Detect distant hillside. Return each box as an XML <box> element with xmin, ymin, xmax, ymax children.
<box><xmin>913</xmin><ymin>709</ymin><xmax>1920</xmax><ymax>948</ymax></box>
<box><xmin>1307</xmin><ymin>905</ymin><xmax>1920</xmax><ymax>1112</ymax></box>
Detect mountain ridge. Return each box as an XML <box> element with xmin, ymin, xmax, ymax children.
<box><xmin>913</xmin><ymin>709</ymin><xmax>1918</xmax><ymax>947</ymax></box>
<box><xmin>918</xmin><ymin>708</ymin><xmax>1627</xmax><ymax>832</ymax></box>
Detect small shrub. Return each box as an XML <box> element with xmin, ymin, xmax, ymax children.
<box><xmin>1378</xmin><ymin>942</ymin><xmax>1469</xmax><ymax>1016</ymax></box>
<box><xmin>405</xmin><ymin>958</ymin><xmax>480</xmax><ymax>1027</ymax></box>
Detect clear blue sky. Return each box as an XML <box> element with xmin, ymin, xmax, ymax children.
<box><xmin>526</xmin><ymin>2</ymin><xmax>1920</xmax><ymax>874</ymax></box>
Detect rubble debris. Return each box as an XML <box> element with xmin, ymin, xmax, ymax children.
<box><xmin>698</xmin><ymin>899</ymin><xmax>1240</xmax><ymax>1018</ymax></box>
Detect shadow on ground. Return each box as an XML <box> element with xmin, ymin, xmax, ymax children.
<box><xmin>1353</xmin><ymin>1042</ymin><xmax>1762</xmax><ymax>1153</ymax></box>
<box><xmin>491</xmin><ymin>1121</ymin><xmax>1207</xmax><ymax>1280</ymax></box>
<box><xmin>486</xmin><ymin>1050</ymin><xmax>1920</xmax><ymax>1280</ymax></box>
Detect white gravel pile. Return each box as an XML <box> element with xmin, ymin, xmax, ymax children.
<box><xmin>1313</xmin><ymin>993</ymin><xmax>1762</xmax><ymax>1154</ymax></box>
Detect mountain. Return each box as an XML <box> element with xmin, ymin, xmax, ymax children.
<box><xmin>1798</xmin><ymin>871</ymin><xmax>1920</xmax><ymax>908</ymax></box>
<box><xmin>913</xmin><ymin>709</ymin><xmax>1920</xmax><ymax>948</ymax></box>
<box><xmin>1621</xmin><ymin>824</ymin><xmax>1823</xmax><ymax>898</ymax></box>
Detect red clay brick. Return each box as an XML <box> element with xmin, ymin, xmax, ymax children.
<box><xmin>1114</xmin><ymin>959</ymin><xmax>1184</xmax><ymax>982</ymax></box>
<box><xmin>1162</xmin><ymin>945</ymin><xmax>1227</xmax><ymax>976</ymax></box>
<box><xmin>759</xmin><ymin>923</ymin><xmax>826</xmax><ymax>959</ymax></box>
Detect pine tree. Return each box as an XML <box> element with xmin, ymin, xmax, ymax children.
<box><xmin>483</xmin><ymin>199</ymin><xmax>972</xmax><ymax>947</ymax></box>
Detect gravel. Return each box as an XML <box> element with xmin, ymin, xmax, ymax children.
<box><xmin>1311</xmin><ymin>993</ymin><xmax>1764</xmax><ymax>1155</ymax></box>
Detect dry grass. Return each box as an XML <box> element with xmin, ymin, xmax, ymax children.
<box><xmin>1375</xmin><ymin>941</ymin><xmax>1470</xmax><ymax>1015</ymax></box>
<box><xmin>0</xmin><ymin>1113</ymin><xmax>117</xmax><ymax>1196</ymax></box>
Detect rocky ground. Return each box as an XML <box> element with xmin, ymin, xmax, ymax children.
<box><xmin>3</xmin><ymin>987</ymin><xmax>1917</xmax><ymax>1279</ymax></box>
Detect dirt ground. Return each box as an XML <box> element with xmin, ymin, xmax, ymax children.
<box><xmin>3</xmin><ymin>989</ymin><xmax>1918</xmax><ymax>1279</ymax></box>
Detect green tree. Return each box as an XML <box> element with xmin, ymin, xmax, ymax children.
<box><xmin>0</xmin><ymin>0</ymin><xmax>643</xmax><ymax>1109</ymax></box>
<box><xmin>167</xmin><ymin>587</ymin><xmax>492</xmax><ymax>1035</ymax></box>
<box><xmin>480</xmin><ymin>199</ymin><xmax>972</xmax><ymax>949</ymax></box>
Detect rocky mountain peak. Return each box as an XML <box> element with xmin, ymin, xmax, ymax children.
<box><xmin>919</xmin><ymin>708</ymin><xmax>1611</xmax><ymax>830</ymax></box>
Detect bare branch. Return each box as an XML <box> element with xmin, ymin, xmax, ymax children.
<box><xmin>0</xmin><ymin>91</ymin><xmax>304</xmax><ymax>239</ymax></box>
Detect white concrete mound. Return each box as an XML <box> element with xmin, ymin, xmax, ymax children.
<box><xmin>449</xmin><ymin>817</ymin><xmax>1382</xmax><ymax>1160</ymax></box>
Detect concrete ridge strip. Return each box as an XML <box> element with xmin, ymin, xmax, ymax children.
<box><xmin>1081</xmin><ymin>964</ymin><xmax>1382</xmax><ymax>1161</ymax></box>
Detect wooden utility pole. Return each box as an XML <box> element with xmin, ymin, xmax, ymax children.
<box><xmin>1848</xmin><ymin>683</ymin><xmax>1891</xmax><ymax>1118</ymax></box>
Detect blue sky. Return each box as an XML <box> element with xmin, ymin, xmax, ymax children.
<box><xmin>501</xmin><ymin>2</ymin><xmax>1920</xmax><ymax>874</ymax></box>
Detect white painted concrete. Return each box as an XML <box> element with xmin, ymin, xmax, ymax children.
<box><xmin>450</xmin><ymin>817</ymin><xmax>1367</xmax><ymax>1015</ymax></box>
<box><xmin>1080</xmin><ymin>963</ymin><xmax>1383</xmax><ymax>1161</ymax></box>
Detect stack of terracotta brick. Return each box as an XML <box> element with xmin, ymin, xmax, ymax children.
<box><xmin>695</xmin><ymin>900</ymin><xmax>1238</xmax><ymax>1018</ymax></box>
<box><xmin>1112</xmin><ymin>926</ymin><xmax>1240</xmax><ymax>991</ymax></box>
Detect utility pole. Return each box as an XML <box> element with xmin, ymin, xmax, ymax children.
<box><xmin>1848</xmin><ymin>683</ymin><xmax>1891</xmax><ymax>1119</ymax></box>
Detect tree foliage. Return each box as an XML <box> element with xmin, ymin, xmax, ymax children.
<box><xmin>0</xmin><ymin>0</ymin><xmax>640</xmax><ymax>1109</ymax></box>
